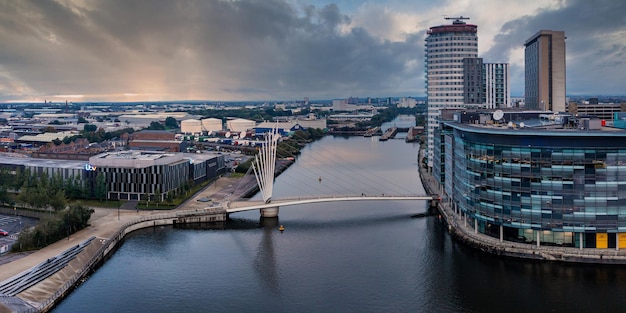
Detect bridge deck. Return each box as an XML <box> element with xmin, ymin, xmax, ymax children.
<box><xmin>227</xmin><ymin>195</ymin><xmax>436</xmax><ymax>213</ymax></box>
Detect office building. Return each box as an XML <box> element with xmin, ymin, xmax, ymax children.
<box><xmin>434</xmin><ymin>110</ymin><xmax>626</xmax><ymax>249</ymax></box>
<box><xmin>524</xmin><ymin>30</ymin><xmax>566</xmax><ymax>112</ymax></box>
<box><xmin>89</xmin><ymin>151</ymin><xmax>225</xmax><ymax>201</ymax></box>
<box><xmin>567</xmin><ymin>101</ymin><xmax>626</xmax><ymax>121</ymax></box>
<box><xmin>425</xmin><ymin>16</ymin><xmax>478</xmax><ymax>169</ymax></box>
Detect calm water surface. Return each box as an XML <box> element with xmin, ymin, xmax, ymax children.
<box><xmin>54</xmin><ymin>117</ymin><xmax>626</xmax><ymax>312</ymax></box>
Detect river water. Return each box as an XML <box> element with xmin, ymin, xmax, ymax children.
<box><xmin>53</xmin><ymin>116</ymin><xmax>626</xmax><ymax>313</ymax></box>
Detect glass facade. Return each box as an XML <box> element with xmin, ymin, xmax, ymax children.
<box><xmin>441</xmin><ymin>122</ymin><xmax>626</xmax><ymax>248</ymax></box>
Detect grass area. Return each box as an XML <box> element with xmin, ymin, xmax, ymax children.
<box><xmin>230</xmin><ymin>172</ymin><xmax>245</xmax><ymax>178</ymax></box>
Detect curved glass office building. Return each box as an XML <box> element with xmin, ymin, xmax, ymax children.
<box><xmin>436</xmin><ymin>110</ymin><xmax>626</xmax><ymax>249</ymax></box>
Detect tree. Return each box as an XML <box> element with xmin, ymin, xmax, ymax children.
<box><xmin>147</xmin><ymin>121</ymin><xmax>165</xmax><ymax>130</ymax></box>
<box><xmin>95</xmin><ymin>172</ymin><xmax>107</xmax><ymax>201</ymax></box>
<box><xmin>83</xmin><ymin>124</ymin><xmax>97</xmax><ymax>132</ymax></box>
<box><xmin>154</xmin><ymin>186</ymin><xmax>162</xmax><ymax>203</ymax></box>
<box><xmin>12</xmin><ymin>203</ymin><xmax>94</xmax><ymax>251</ymax></box>
<box><xmin>165</xmin><ymin>116</ymin><xmax>178</xmax><ymax>129</ymax></box>
<box><xmin>43</xmin><ymin>126</ymin><xmax>57</xmax><ymax>133</ymax></box>
<box><xmin>49</xmin><ymin>190</ymin><xmax>67</xmax><ymax>212</ymax></box>
<box><xmin>77</xmin><ymin>116</ymin><xmax>88</xmax><ymax>123</ymax></box>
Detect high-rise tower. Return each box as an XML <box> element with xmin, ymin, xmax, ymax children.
<box><xmin>425</xmin><ymin>16</ymin><xmax>478</xmax><ymax>170</ymax></box>
<box><xmin>484</xmin><ymin>63</ymin><xmax>510</xmax><ymax>108</ymax></box>
<box><xmin>524</xmin><ymin>30</ymin><xmax>566</xmax><ymax>112</ymax></box>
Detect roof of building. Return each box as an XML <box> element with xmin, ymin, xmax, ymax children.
<box><xmin>0</xmin><ymin>155</ymin><xmax>86</xmax><ymax>169</ymax></box>
<box><xmin>17</xmin><ymin>131</ymin><xmax>78</xmax><ymax>143</ymax></box>
<box><xmin>444</xmin><ymin>110</ymin><xmax>626</xmax><ymax>137</ymax></box>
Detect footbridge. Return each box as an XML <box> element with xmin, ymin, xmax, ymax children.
<box><xmin>225</xmin><ymin>126</ymin><xmax>437</xmax><ymax>218</ymax></box>
<box><xmin>227</xmin><ymin>194</ymin><xmax>438</xmax><ymax>215</ymax></box>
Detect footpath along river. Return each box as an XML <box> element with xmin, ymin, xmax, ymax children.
<box><xmin>53</xmin><ymin>116</ymin><xmax>626</xmax><ymax>312</ymax></box>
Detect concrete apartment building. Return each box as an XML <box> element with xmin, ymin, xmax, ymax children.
<box><xmin>524</xmin><ymin>30</ymin><xmax>566</xmax><ymax>112</ymax></box>
<box><xmin>462</xmin><ymin>57</ymin><xmax>484</xmax><ymax>105</ymax></box>
<box><xmin>484</xmin><ymin>63</ymin><xmax>510</xmax><ymax>108</ymax></box>
<box><xmin>462</xmin><ymin>59</ymin><xmax>510</xmax><ymax>109</ymax></box>
<box><xmin>425</xmin><ymin>17</ymin><xmax>478</xmax><ymax>169</ymax></box>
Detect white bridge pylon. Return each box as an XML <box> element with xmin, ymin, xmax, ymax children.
<box><xmin>227</xmin><ymin>195</ymin><xmax>438</xmax><ymax>215</ymax></box>
<box><xmin>251</xmin><ymin>126</ymin><xmax>280</xmax><ymax>217</ymax></box>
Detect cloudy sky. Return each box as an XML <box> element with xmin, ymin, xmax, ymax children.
<box><xmin>0</xmin><ymin>0</ymin><xmax>624</xmax><ymax>102</ymax></box>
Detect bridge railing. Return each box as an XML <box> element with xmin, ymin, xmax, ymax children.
<box><xmin>269</xmin><ymin>194</ymin><xmax>435</xmax><ymax>201</ymax></box>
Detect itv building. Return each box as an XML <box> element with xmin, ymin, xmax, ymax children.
<box><xmin>434</xmin><ymin>110</ymin><xmax>626</xmax><ymax>249</ymax></box>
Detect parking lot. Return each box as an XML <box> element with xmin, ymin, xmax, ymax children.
<box><xmin>0</xmin><ymin>214</ymin><xmax>39</xmax><ymax>253</ymax></box>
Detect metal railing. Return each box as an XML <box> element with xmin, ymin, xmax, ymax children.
<box><xmin>34</xmin><ymin>209</ymin><xmax>224</xmax><ymax>312</ymax></box>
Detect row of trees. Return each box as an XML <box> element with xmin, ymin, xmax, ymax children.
<box><xmin>12</xmin><ymin>203</ymin><xmax>94</xmax><ymax>251</ymax></box>
<box><xmin>51</xmin><ymin>126</ymin><xmax>135</xmax><ymax>145</ymax></box>
<box><xmin>0</xmin><ymin>168</ymin><xmax>107</xmax><ymax>210</ymax></box>
<box><xmin>188</xmin><ymin>107</ymin><xmax>330</xmax><ymax>123</ymax></box>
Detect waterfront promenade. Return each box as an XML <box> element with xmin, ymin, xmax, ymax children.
<box><xmin>0</xmin><ymin>175</ymin><xmax>256</xmax><ymax>313</ymax></box>
<box><xmin>418</xmin><ymin>150</ymin><xmax>626</xmax><ymax>264</ymax></box>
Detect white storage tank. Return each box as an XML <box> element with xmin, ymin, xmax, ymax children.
<box><xmin>227</xmin><ymin>118</ymin><xmax>256</xmax><ymax>133</ymax></box>
<box><xmin>181</xmin><ymin>119</ymin><xmax>202</xmax><ymax>134</ymax></box>
<box><xmin>201</xmin><ymin>118</ymin><xmax>223</xmax><ymax>134</ymax></box>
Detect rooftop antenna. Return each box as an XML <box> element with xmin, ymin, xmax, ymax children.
<box><xmin>445</xmin><ymin>16</ymin><xmax>470</xmax><ymax>24</ymax></box>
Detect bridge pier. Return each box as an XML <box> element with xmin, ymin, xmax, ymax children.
<box><xmin>260</xmin><ymin>206</ymin><xmax>279</xmax><ymax>218</ymax></box>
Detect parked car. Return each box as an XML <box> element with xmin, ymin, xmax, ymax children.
<box><xmin>0</xmin><ymin>229</ymin><xmax>8</xmax><ymax>236</ymax></box>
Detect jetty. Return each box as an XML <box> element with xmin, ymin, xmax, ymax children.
<box><xmin>379</xmin><ymin>127</ymin><xmax>398</xmax><ymax>141</ymax></box>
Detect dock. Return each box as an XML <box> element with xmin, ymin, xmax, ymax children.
<box><xmin>363</xmin><ymin>127</ymin><xmax>382</xmax><ymax>137</ymax></box>
<box><xmin>379</xmin><ymin>127</ymin><xmax>398</xmax><ymax>141</ymax></box>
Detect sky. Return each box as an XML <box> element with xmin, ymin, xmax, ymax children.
<box><xmin>0</xmin><ymin>0</ymin><xmax>624</xmax><ymax>103</ymax></box>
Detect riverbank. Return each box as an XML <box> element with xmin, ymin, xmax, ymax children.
<box><xmin>417</xmin><ymin>148</ymin><xmax>626</xmax><ymax>264</ymax></box>
<box><xmin>0</xmin><ymin>172</ymin><xmax>262</xmax><ymax>313</ymax></box>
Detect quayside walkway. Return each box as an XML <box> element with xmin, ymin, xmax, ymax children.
<box><xmin>419</xmin><ymin>152</ymin><xmax>626</xmax><ymax>264</ymax></box>
<box><xmin>0</xmin><ymin>176</ymin><xmax>247</xmax><ymax>313</ymax></box>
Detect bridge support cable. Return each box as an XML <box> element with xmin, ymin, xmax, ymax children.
<box><xmin>251</xmin><ymin>126</ymin><xmax>280</xmax><ymax>217</ymax></box>
<box><xmin>279</xmin><ymin>135</ymin><xmax>416</xmax><ymax>195</ymax></box>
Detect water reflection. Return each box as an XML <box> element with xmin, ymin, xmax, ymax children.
<box><xmin>255</xmin><ymin>217</ymin><xmax>281</xmax><ymax>295</ymax></box>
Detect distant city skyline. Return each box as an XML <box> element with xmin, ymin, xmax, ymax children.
<box><xmin>0</xmin><ymin>0</ymin><xmax>624</xmax><ymax>103</ymax></box>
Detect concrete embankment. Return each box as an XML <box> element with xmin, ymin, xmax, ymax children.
<box><xmin>417</xmin><ymin>149</ymin><xmax>626</xmax><ymax>264</ymax></box>
<box><xmin>379</xmin><ymin>127</ymin><xmax>398</xmax><ymax>141</ymax></box>
<box><xmin>0</xmin><ymin>208</ymin><xmax>227</xmax><ymax>313</ymax></box>
<box><xmin>0</xmin><ymin>174</ymin><xmax>250</xmax><ymax>313</ymax></box>
<box><xmin>1</xmin><ymin>152</ymin><xmax>297</xmax><ymax>312</ymax></box>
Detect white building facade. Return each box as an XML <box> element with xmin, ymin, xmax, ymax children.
<box><xmin>425</xmin><ymin>17</ymin><xmax>478</xmax><ymax>169</ymax></box>
<box><xmin>483</xmin><ymin>63</ymin><xmax>510</xmax><ymax>109</ymax></box>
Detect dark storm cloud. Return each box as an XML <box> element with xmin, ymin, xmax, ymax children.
<box><xmin>483</xmin><ymin>0</ymin><xmax>626</xmax><ymax>95</ymax></box>
<box><xmin>0</xmin><ymin>0</ymin><xmax>425</xmax><ymax>101</ymax></box>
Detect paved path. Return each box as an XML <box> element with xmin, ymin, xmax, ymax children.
<box><xmin>417</xmin><ymin>149</ymin><xmax>626</xmax><ymax>264</ymax></box>
<box><xmin>0</xmin><ymin>175</ymin><xmax>254</xmax><ymax>312</ymax></box>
